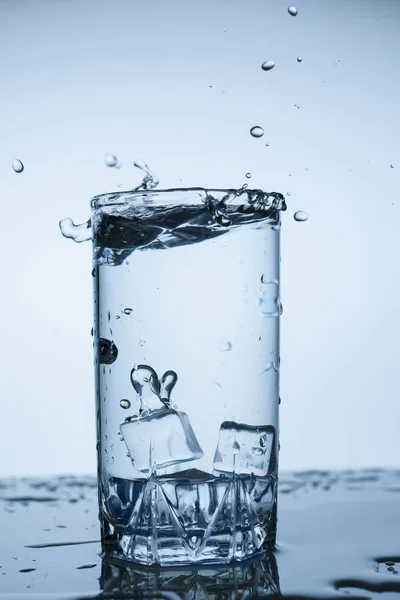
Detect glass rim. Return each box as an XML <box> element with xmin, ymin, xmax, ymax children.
<box><xmin>91</xmin><ymin>187</ymin><xmax>286</xmax><ymax>211</ymax></box>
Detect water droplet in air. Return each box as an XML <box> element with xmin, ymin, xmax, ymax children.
<box><xmin>297</xmin><ymin>56</ymin><xmax>303</xmax><ymax>62</ymax></box>
<box><xmin>120</xmin><ymin>399</ymin><xmax>131</xmax><ymax>409</ymax></box>
<box><xmin>250</xmin><ymin>126</ymin><xmax>264</xmax><ymax>138</ymax></box>
<box><xmin>105</xmin><ymin>154</ymin><xmax>119</xmax><ymax>167</ymax></box>
<box><xmin>288</xmin><ymin>6</ymin><xmax>298</xmax><ymax>16</ymax></box>
<box><xmin>115</xmin><ymin>315</ymin><xmax>120</xmax><ymax>320</ymax></box>
<box><xmin>261</xmin><ymin>61</ymin><xmax>275</xmax><ymax>71</ymax></box>
<box><xmin>59</xmin><ymin>218</ymin><xmax>92</xmax><ymax>243</ymax></box>
<box><xmin>219</xmin><ymin>340</ymin><xmax>232</xmax><ymax>351</ymax></box>
<box><xmin>12</xmin><ymin>159</ymin><xmax>24</xmax><ymax>173</ymax></box>
<box><xmin>390</xmin><ymin>164</ymin><xmax>394</xmax><ymax>168</ymax></box>
<box><xmin>123</xmin><ymin>308</ymin><xmax>133</xmax><ymax>315</ymax></box>
<box><xmin>294</xmin><ymin>210</ymin><xmax>308</xmax><ymax>222</ymax></box>
<box><xmin>233</xmin><ymin>441</ymin><xmax>240</xmax><ymax>454</ymax></box>
<box><xmin>245</xmin><ymin>172</ymin><xmax>252</xmax><ymax>179</ymax></box>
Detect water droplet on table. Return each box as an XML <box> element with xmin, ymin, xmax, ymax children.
<box><xmin>12</xmin><ymin>159</ymin><xmax>24</xmax><ymax>173</ymax></box>
<box><xmin>294</xmin><ymin>210</ymin><xmax>308</xmax><ymax>222</ymax></box>
<box><xmin>105</xmin><ymin>154</ymin><xmax>119</xmax><ymax>167</ymax></box>
<box><xmin>261</xmin><ymin>60</ymin><xmax>275</xmax><ymax>71</ymax></box>
<box><xmin>297</xmin><ymin>56</ymin><xmax>303</xmax><ymax>62</ymax></box>
<box><xmin>288</xmin><ymin>6</ymin><xmax>298</xmax><ymax>16</ymax></box>
<box><xmin>250</xmin><ymin>126</ymin><xmax>264</xmax><ymax>138</ymax></box>
<box><xmin>120</xmin><ymin>399</ymin><xmax>131</xmax><ymax>410</ymax></box>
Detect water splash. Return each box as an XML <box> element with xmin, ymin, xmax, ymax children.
<box><xmin>288</xmin><ymin>6</ymin><xmax>298</xmax><ymax>16</ymax></box>
<box><xmin>12</xmin><ymin>159</ymin><xmax>24</xmax><ymax>173</ymax></box>
<box><xmin>261</xmin><ymin>61</ymin><xmax>275</xmax><ymax>71</ymax></box>
<box><xmin>294</xmin><ymin>210</ymin><xmax>308</xmax><ymax>222</ymax></box>
<box><xmin>133</xmin><ymin>159</ymin><xmax>159</xmax><ymax>191</ymax></box>
<box><xmin>59</xmin><ymin>218</ymin><xmax>92</xmax><ymax>242</ymax></box>
<box><xmin>250</xmin><ymin>126</ymin><xmax>264</xmax><ymax>138</ymax></box>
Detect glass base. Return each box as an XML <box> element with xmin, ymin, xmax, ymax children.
<box><xmin>101</xmin><ymin>472</ymin><xmax>277</xmax><ymax>566</ymax></box>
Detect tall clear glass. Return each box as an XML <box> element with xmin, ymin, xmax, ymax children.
<box><xmin>91</xmin><ymin>187</ymin><xmax>284</xmax><ymax>566</ymax></box>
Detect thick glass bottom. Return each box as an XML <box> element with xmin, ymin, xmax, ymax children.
<box><xmin>100</xmin><ymin>470</ymin><xmax>277</xmax><ymax>566</ymax></box>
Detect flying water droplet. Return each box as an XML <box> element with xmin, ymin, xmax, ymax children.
<box><xmin>12</xmin><ymin>159</ymin><xmax>24</xmax><ymax>173</ymax></box>
<box><xmin>123</xmin><ymin>308</ymin><xmax>133</xmax><ymax>315</ymax></box>
<box><xmin>120</xmin><ymin>399</ymin><xmax>131</xmax><ymax>409</ymax></box>
<box><xmin>288</xmin><ymin>6</ymin><xmax>298</xmax><ymax>16</ymax></box>
<box><xmin>245</xmin><ymin>172</ymin><xmax>252</xmax><ymax>179</ymax></box>
<box><xmin>219</xmin><ymin>340</ymin><xmax>232</xmax><ymax>352</ymax></box>
<box><xmin>261</xmin><ymin>60</ymin><xmax>275</xmax><ymax>71</ymax></box>
<box><xmin>250</xmin><ymin>126</ymin><xmax>264</xmax><ymax>138</ymax></box>
<box><xmin>105</xmin><ymin>154</ymin><xmax>119</xmax><ymax>168</ymax></box>
<box><xmin>59</xmin><ymin>218</ymin><xmax>92</xmax><ymax>243</ymax></box>
<box><xmin>297</xmin><ymin>56</ymin><xmax>303</xmax><ymax>62</ymax></box>
<box><xmin>294</xmin><ymin>210</ymin><xmax>308</xmax><ymax>222</ymax></box>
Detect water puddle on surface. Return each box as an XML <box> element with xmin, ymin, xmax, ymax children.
<box><xmin>0</xmin><ymin>471</ymin><xmax>400</xmax><ymax>598</ymax></box>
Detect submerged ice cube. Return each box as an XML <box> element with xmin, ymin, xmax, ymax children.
<box><xmin>213</xmin><ymin>421</ymin><xmax>276</xmax><ymax>477</ymax></box>
<box><xmin>120</xmin><ymin>408</ymin><xmax>203</xmax><ymax>474</ymax></box>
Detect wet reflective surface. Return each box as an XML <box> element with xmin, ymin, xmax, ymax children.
<box><xmin>1</xmin><ymin>470</ymin><xmax>400</xmax><ymax>598</ymax></box>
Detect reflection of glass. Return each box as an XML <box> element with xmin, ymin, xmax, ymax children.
<box><xmin>100</xmin><ymin>552</ymin><xmax>280</xmax><ymax>598</ymax></box>
<box><xmin>93</xmin><ymin>188</ymin><xmax>283</xmax><ymax>565</ymax></box>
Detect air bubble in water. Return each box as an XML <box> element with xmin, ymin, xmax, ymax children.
<box><xmin>261</xmin><ymin>60</ymin><xmax>275</xmax><ymax>71</ymax></box>
<box><xmin>294</xmin><ymin>210</ymin><xmax>308</xmax><ymax>222</ymax></box>
<box><xmin>250</xmin><ymin>126</ymin><xmax>264</xmax><ymax>138</ymax></box>
<box><xmin>288</xmin><ymin>6</ymin><xmax>298</xmax><ymax>16</ymax></box>
<box><xmin>120</xmin><ymin>399</ymin><xmax>131</xmax><ymax>409</ymax></box>
<box><xmin>12</xmin><ymin>159</ymin><xmax>24</xmax><ymax>173</ymax></box>
<box><xmin>59</xmin><ymin>218</ymin><xmax>92</xmax><ymax>243</ymax></box>
<box><xmin>245</xmin><ymin>173</ymin><xmax>252</xmax><ymax>179</ymax></box>
<box><xmin>105</xmin><ymin>154</ymin><xmax>119</xmax><ymax>167</ymax></box>
<box><xmin>123</xmin><ymin>308</ymin><xmax>133</xmax><ymax>315</ymax></box>
<box><xmin>219</xmin><ymin>340</ymin><xmax>232</xmax><ymax>352</ymax></box>
<box><xmin>297</xmin><ymin>56</ymin><xmax>303</xmax><ymax>62</ymax></box>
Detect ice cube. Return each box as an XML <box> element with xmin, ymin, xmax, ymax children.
<box><xmin>120</xmin><ymin>408</ymin><xmax>203</xmax><ymax>474</ymax></box>
<box><xmin>212</xmin><ymin>421</ymin><xmax>276</xmax><ymax>477</ymax></box>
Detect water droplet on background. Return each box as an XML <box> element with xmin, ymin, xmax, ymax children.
<box><xmin>390</xmin><ymin>164</ymin><xmax>394</xmax><ymax>168</ymax></box>
<box><xmin>250</xmin><ymin>126</ymin><xmax>264</xmax><ymax>138</ymax></box>
<box><xmin>261</xmin><ymin>60</ymin><xmax>275</xmax><ymax>71</ymax></box>
<box><xmin>297</xmin><ymin>56</ymin><xmax>303</xmax><ymax>62</ymax></box>
<box><xmin>245</xmin><ymin>173</ymin><xmax>252</xmax><ymax>179</ymax></box>
<box><xmin>294</xmin><ymin>210</ymin><xmax>308</xmax><ymax>222</ymax></box>
<box><xmin>120</xmin><ymin>399</ymin><xmax>131</xmax><ymax>409</ymax></box>
<box><xmin>219</xmin><ymin>340</ymin><xmax>232</xmax><ymax>352</ymax></box>
<box><xmin>123</xmin><ymin>308</ymin><xmax>133</xmax><ymax>315</ymax></box>
<box><xmin>12</xmin><ymin>159</ymin><xmax>24</xmax><ymax>173</ymax></box>
<box><xmin>288</xmin><ymin>6</ymin><xmax>298</xmax><ymax>16</ymax></box>
<box><xmin>105</xmin><ymin>154</ymin><xmax>119</xmax><ymax>167</ymax></box>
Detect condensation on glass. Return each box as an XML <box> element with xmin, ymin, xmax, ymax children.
<box><xmin>91</xmin><ymin>187</ymin><xmax>285</xmax><ymax>566</ymax></box>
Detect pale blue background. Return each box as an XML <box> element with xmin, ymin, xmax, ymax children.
<box><xmin>0</xmin><ymin>0</ymin><xmax>399</xmax><ymax>476</ymax></box>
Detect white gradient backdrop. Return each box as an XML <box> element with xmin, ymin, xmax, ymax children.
<box><xmin>0</xmin><ymin>0</ymin><xmax>399</xmax><ymax>476</ymax></box>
